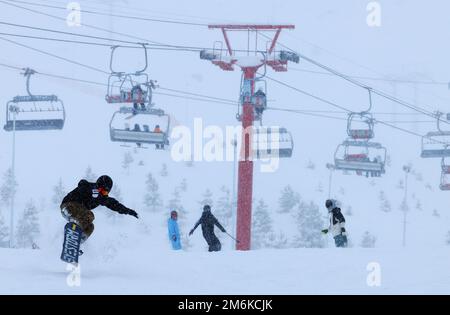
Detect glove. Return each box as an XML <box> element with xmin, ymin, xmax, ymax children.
<box><xmin>341</xmin><ymin>227</ymin><xmax>346</xmax><ymax>235</ymax></box>
<box><xmin>128</xmin><ymin>209</ymin><xmax>139</xmax><ymax>219</ymax></box>
<box><xmin>221</xmin><ymin>228</ymin><xmax>226</xmax><ymax>233</ymax></box>
<box><xmin>189</xmin><ymin>229</ymin><xmax>194</xmax><ymax>236</ymax></box>
<box><xmin>172</xmin><ymin>235</ymin><xmax>177</xmax><ymax>241</ymax></box>
<box><xmin>321</xmin><ymin>229</ymin><xmax>328</xmax><ymax>234</ymax></box>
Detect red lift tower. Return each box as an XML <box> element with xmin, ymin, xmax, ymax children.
<box><xmin>200</xmin><ymin>25</ymin><xmax>298</xmax><ymax>250</ymax></box>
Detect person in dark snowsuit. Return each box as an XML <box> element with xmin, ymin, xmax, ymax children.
<box><xmin>253</xmin><ymin>88</ymin><xmax>267</xmax><ymax>118</ymax></box>
<box><xmin>189</xmin><ymin>205</ymin><xmax>226</xmax><ymax>252</ymax></box>
<box><xmin>321</xmin><ymin>199</ymin><xmax>347</xmax><ymax>248</ymax></box>
<box><xmin>60</xmin><ymin>175</ymin><xmax>139</xmax><ymax>244</ymax></box>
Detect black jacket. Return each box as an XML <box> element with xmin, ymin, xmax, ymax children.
<box><xmin>192</xmin><ymin>211</ymin><xmax>226</xmax><ymax>245</ymax></box>
<box><xmin>61</xmin><ymin>180</ymin><xmax>132</xmax><ymax>214</ymax></box>
<box><xmin>328</xmin><ymin>207</ymin><xmax>346</xmax><ymax>237</ymax></box>
<box><xmin>331</xmin><ymin>207</ymin><xmax>345</xmax><ymax>225</ymax></box>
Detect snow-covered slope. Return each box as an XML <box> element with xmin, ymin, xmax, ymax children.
<box><xmin>1</xmin><ymin>246</ymin><xmax>449</xmax><ymax>294</ymax></box>
<box><xmin>1</xmin><ymin>0</ymin><xmax>450</xmax><ymax>294</ymax></box>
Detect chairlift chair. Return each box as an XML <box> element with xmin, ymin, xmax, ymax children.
<box><xmin>347</xmin><ymin>112</ymin><xmax>374</xmax><ymax>140</ymax></box>
<box><xmin>440</xmin><ymin>155</ymin><xmax>450</xmax><ymax>190</ymax></box>
<box><xmin>421</xmin><ymin>112</ymin><xmax>450</xmax><ymax>158</ymax></box>
<box><xmin>105</xmin><ymin>72</ymin><xmax>152</xmax><ymax>104</ymax></box>
<box><xmin>252</xmin><ymin>126</ymin><xmax>293</xmax><ymax>159</ymax></box>
<box><xmin>4</xmin><ymin>68</ymin><xmax>65</xmax><ymax>132</ymax></box>
<box><xmin>442</xmin><ymin>155</ymin><xmax>450</xmax><ymax>174</ymax></box>
<box><xmin>334</xmin><ymin>140</ymin><xmax>386</xmax><ymax>177</ymax></box>
<box><xmin>421</xmin><ymin>131</ymin><xmax>450</xmax><ymax>158</ymax></box>
<box><xmin>440</xmin><ymin>169</ymin><xmax>450</xmax><ymax>191</ymax></box>
<box><xmin>105</xmin><ymin>44</ymin><xmax>153</xmax><ymax>104</ymax></box>
<box><xmin>109</xmin><ymin>106</ymin><xmax>170</xmax><ymax>149</ymax></box>
<box><xmin>200</xmin><ymin>41</ymin><xmax>235</xmax><ymax>71</ymax></box>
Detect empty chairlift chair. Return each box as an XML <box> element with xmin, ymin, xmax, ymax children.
<box><xmin>4</xmin><ymin>68</ymin><xmax>65</xmax><ymax>132</ymax></box>
<box><xmin>252</xmin><ymin>126</ymin><xmax>294</xmax><ymax>159</ymax></box>
<box><xmin>421</xmin><ymin>112</ymin><xmax>450</xmax><ymax>158</ymax></box>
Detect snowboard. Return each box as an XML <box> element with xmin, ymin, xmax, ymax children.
<box><xmin>61</xmin><ymin>222</ymin><xmax>82</xmax><ymax>264</ymax></box>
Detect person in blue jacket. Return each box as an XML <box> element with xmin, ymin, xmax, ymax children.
<box><xmin>168</xmin><ymin>210</ymin><xmax>182</xmax><ymax>250</ymax></box>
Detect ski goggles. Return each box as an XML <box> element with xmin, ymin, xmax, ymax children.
<box><xmin>98</xmin><ymin>187</ymin><xmax>109</xmax><ymax>196</ymax></box>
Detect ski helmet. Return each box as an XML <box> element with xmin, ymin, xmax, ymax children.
<box><xmin>97</xmin><ymin>175</ymin><xmax>113</xmax><ymax>191</ymax></box>
<box><xmin>203</xmin><ymin>205</ymin><xmax>211</xmax><ymax>212</ymax></box>
<box><xmin>325</xmin><ymin>199</ymin><xmax>335</xmax><ymax>210</ymax></box>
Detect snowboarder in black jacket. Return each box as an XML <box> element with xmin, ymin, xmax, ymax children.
<box><xmin>321</xmin><ymin>199</ymin><xmax>348</xmax><ymax>248</ymax></box>
<box><xmin>60</xmin><ymin>175</ymin><xmax>138</xmax><ymax>243</ymax></box>
<box><xmin>189</xmin><ymin>205</ymin><xmax>226</xmax><ymax>252</ymax></box>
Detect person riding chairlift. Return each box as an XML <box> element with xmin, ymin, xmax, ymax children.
<box><xmin>253</xmin><ymin>88</ymin><xmax>266</xmax><ymax>118</ymax></box>
<box><xmin>133</xmin><ymin>124</ymin><xmax>141</xmax><ymax>132</ymax></box>
<box><xmin>154</xmin><ymin>124</ymin><xmax>164</xmax><ymax>150</ymax></box>
<box><xmin>131</xmin><ymin>84</ymin><xmax>146</xmax><ymax>113</ymax></box>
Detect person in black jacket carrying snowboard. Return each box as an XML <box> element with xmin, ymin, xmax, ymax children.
<box><xmin>60</xmin><ymin>175</ymin><xmax>139</xmax><ymax>244</ymax></box>
<box><xmin>189</xmin><ymin>205</ymin><xmax>226</xmax><ymax>252</ymax></box>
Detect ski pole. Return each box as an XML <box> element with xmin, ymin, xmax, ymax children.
<box><xmin>225</xmin><ymin>231</ymin><xmax>240</xmax><ymax>243</ymax></box>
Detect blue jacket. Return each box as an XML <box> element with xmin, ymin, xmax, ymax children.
<box><xmin>168</xmin><ymin>218</ymin><xmax>182</xmax><ymax>250</ymax></box>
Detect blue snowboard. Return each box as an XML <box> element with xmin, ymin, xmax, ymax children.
<box><xmin>61</xmin><ymin>222</ymin><xmax>82</xmax><ymax>264</ymax></box>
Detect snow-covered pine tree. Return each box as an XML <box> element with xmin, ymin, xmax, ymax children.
<box><xmin>378</xmin><ymin>190</ymin><xmax>392</xmax><ymax>212</ymax></box>
<box><xmin>168</xmin><ymin>188</ymin><xmax>191</xmax><ymax>250</ymax></box>
<box><xmin>432</xmin><ymin>209</ymin><xmax>440</xmax><ymax>217</ymax></box>
<box><xmin>159</xmin><ymin>163</ymin><xmax>169</xmax><ymax>177</ymax></box>
<box><xmin>51</xmin><ymin>178</ymin><xmax>66</xmax><ymax>207</ymax></box>
<box><xmin>292</xmin><ymin>201</ymin><xmax>326</xmax><ymax>248</ymax></box>
<box><xmin>415</xmin><ymin>172</ymin><xmax>423</xmax><ymax>182</ymax></box>
<box><xmin>360</xmin><ymin>231</ymin><xmax>377</xmax><ymax>248</ymax></box>
<box><xmin>386</xmin><ymin>154</ymin><xmax>392</xmax><ymax>168</ymax></box>
<box><xmin>215</xmin><ymin>186</ymin><xmax>232</xmax><ymax>227</ymax></box>
<box><xmin>277</xmin><ymin>185</ymin><xmax>300</xmax><ymax>214</ymax></box>
<box><xmin>84</xmin><ymin>166</ymin><xmax>97</xmax><ymax>182</ymax></box>
<box><xmin>267</xmin><ymin>230</ymin><xmax>289</xmax><ymax>249</ymax></box>
<box><xmin>0</xmin><ymin>168</ymin><xmax>18</xmax><ymax>207</ymax></box>
<box><xmin>15</xmin><ymin>200</ymin><xmax>40</xmax><ymax>249</ymax></box>
<box><xmin>179</xmin><ymin>178</ymin><xmax>188</xmax><ymax>193</ymax></box>
<box><xmin>415</xmin><ymin>199</ymin><xmax>423</xmax><ymax>211</ymax></box>
<box><xmin>122</xmin><ymin>152</ymin><xmax>134</xmax><ymax>175</ymax></box>
<box><xmin>316</xmin><ymin>182</ymin><xmax>324</xmax><ymax>193</ymax></box>
<box><xmin>400</xmin><ymin>200</ymin><xmax>409</xmax><ymax>213</ymax></box>
<box><xmin>198</xmin><ymin>189</ymin><xmax>214</xmax><ymax>209</ymax></box>
<box><xmin>143</xmin><ymin>172</ymin><xmax>162</xmax><ymax>212</ymax></box>
<box><xmin>306</xmin><ymin>160</ymin><xmax>315</xmax><ymax>170</ymax></box>
<box><xmin>0</xmin><ymin>212</ymin><xmax>9</xmax><ymax>248</ymax></box>
<box><xmin>251</xmin><ymin>199</ymin><xmax>273</xmax><ymax>250</ymax></box>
